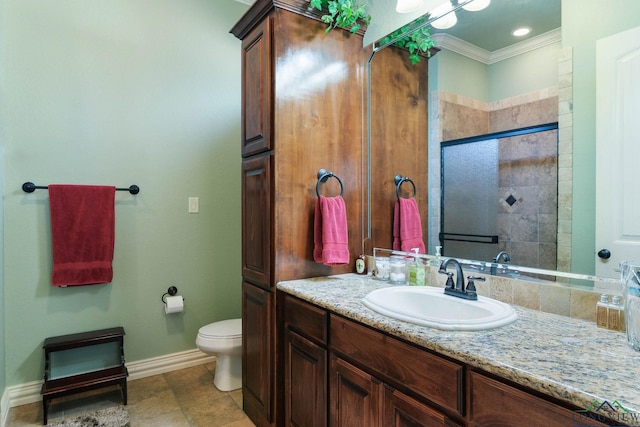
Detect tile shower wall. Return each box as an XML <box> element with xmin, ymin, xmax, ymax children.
<box><xmin>497</xmin><ymin>129</ymin><xmax>558</xmax><ymax>272</ymax></box>
<box><xmin>437</xmin><ymin>91</ymin><xmax>559</xmax><ymax>272</ymax></box>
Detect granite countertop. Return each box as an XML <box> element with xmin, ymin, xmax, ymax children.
<box><xmin>277</xmin><ymin>274</ymin><xmax>640</xmax><ymax>415</ymax></box>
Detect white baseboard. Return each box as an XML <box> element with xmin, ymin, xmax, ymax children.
<box><xmin>1</xmin><ymin>348</ymin><xmax>215</xmax><ymax>427</ymax></box>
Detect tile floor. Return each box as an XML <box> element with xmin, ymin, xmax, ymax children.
<box><xmin>6</xmin><ymin>362</ymin><xmax>255</xmax><ymax>427</ymax></box>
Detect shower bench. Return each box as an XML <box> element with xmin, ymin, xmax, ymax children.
<box><xmin>40</xmin><ymin>327</ymin><xmax>128</xmax><ymax>425</ymax></box>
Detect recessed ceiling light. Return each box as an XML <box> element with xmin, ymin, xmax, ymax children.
<box><xmin>512</xmin><ymin>27</ymin><xmax>531</xmax><ymax>37</ymax></box>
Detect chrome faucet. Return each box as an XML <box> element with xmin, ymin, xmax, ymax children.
<box><xmin>491</xmin><ymin>251</ymin><xmax>511</xmax><ymax>275</ymax></box>
<box><xmin>438</xmin><ymin>258</ymin><xmax>482</xmax><ymax>300</ymax></box>
<box><xmin>493</xmin><ymin>251</ymin><xmax>511</xmax><ymax>263</ymax></box>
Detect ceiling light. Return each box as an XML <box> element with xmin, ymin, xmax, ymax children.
<box><xmin>396</xmin><ymin>0</ymin><xmax>425</xmax><ymax>13</ymax></box>
<box><xmin>430</xmin><ymin>2</ymin><xmax>457</xmax><ymax>29</ymax></box>
<box><xmin>462</xmin><ymin>0</ymin><xmax>490</xmax><ymax>12</ymax></box>
<box><xmin>512</xmin><ymin>27</ymin><xmax>531</xmax><ymax>37</ymax></box>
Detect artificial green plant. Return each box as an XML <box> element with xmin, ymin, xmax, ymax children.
<box><xmin>379</xmin><ymin>16</ymin><xmax>436</xmax><ymax>65</ymax></box>
<box><xmin>310</xmin><ymin>1</ymin><xmax>435</xmax><ymax>65</ymax></box>
<box><xmin>310</xmin><ymin>0</ymin><xmax>371</xmax><ymax>34</ymax></box>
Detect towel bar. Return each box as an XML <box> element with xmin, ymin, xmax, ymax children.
<box><xmin>394</xmin><ymin>175</ymin><xmax>416</xmax><ymax>199</ymax></box>
<box><xmin>316</xmin><ymin>169</ymin><xmax>344</xmax><ymax>198</ymax></box>
<box><xmin>22</xmin><ymin>182</ymin><xmax>140</xmax><ymax>195</ymax></box>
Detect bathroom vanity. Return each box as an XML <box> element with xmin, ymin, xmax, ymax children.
<box><xmin>278</xmin><ymin>275</ymin><xmax>640</xmax><ymax>427</ymax></box>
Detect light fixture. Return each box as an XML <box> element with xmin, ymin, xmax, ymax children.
<box><xmin>430</xmin><ymin>1</ymin><xmax>457</xmax><ymax>30</ymax></box>
<box><xmin>396</xmin><ymin>0</ymin><xmax>425</xmax><ymax>13</ymax></box>
<box><xmin>512</xmin><ymin>27</ymin><xmax>531</xmax><ymax>37</ymax></box>
<box><xmin>461</xmin><ymin>0</ymin><xmax>490</xmax><ymax>12</ymax></box>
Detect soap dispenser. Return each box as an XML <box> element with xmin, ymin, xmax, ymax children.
<box><xmin>430</xmin><ymin>246</ymin><xmax>442</xmax><ymax>268</ymax></box>
<box><xmin>409</xmin><ymin>248</ymin><xmax>426</xmax><ymax>286</ymax></box>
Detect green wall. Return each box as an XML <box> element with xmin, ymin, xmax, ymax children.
<box><xmin>433</xmin><ymin>41</ymin><xmax>561</xmax><ymax>104</ymax></box>
<box><xmin>488</xmin><ymin>41</ymin><xmax>562</xmax><ymax>102</ymax></box>
<box><xmin>1</xmin><ymin>0</ymin><xmax>248</xmax><ymax>388</ymax></box>
<box><xmin>563</xmin><ymin>0</ymin><xmax>640</xmax><ymax>274</ymax></box>
<box><xmin>436</xmin><ymin>51</ymin><xmax>489</xmax><ymax>102</ymax></box>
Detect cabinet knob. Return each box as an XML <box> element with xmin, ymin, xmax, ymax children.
<box><xmin>597</xmin><ymin>249</ymin><xmax>611</xmax><ymax>259</ymax></box>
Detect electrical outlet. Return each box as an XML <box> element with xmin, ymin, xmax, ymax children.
<box><xmin>188</xmin><ymin>197</ymin><xmax>199</xmax><ymax>214</ymax></box>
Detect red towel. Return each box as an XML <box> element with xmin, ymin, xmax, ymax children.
<box><xmin>393</xmin><ymin>197</ymin><xmax>425</xmax><ymax>254</ymax></box>
<box><xmin>313</xmin><ymin>195</ymin><xmax>350</xmax><ymax>265</ymax></box>
<box><xmin>49</xmin><ymin>185</ymin><xmax>116</xmax><ymax>287</ymax></box>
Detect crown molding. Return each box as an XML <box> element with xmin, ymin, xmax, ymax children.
<box><xmin>431</xmin><ymin>27</ymin><xmax>562</xmax><ymax>65</ymax></box>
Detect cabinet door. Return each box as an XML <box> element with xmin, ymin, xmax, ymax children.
<box><xmin>330</xmin><ymin>355</ymin><xmax>382</xmax><ymax>427</ymax></box>
<box><xmin>469</xmin><ymin>372</ymin><xmax>609</xmax><ymax>427</ymax></box>
<box><xmin>285</xmin><ymin>330</ymin><xmax>327</xmax><ymax>427</ymax></box>
<box><xmin>242</xmin><ymin>154</ymin><xmax>272</xmax><ymax>288</ymax></box>
<box><xmin>383</xmin><ymin>386</ymin><xmax>461</xmax><ymax>427</ymax></box>
<box><xmin>241</xmin><ymin>16</ymin><xmax>272</xmax><ymax>157</ymax></box>
<box><xmin>242</xmin><ymin>281</ymin><xmax>273</xmax><ymax>426</ymax></box>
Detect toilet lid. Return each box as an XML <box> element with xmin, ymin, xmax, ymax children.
<box><xmin>199</xmin><ymin>318</ymin><xmax>242</xmax><ymax>339</ymax></box>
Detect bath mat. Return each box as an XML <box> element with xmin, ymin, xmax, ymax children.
<box><xmin>48</xmin><ymin>405</ymin><xmax>130</xmax><ymax>427</ymax></box>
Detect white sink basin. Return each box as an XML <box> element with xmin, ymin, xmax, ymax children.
<box><xmin>362</xmin><ymin>286</ymin><xmax>517</xmax><ymax>331</ymax></box>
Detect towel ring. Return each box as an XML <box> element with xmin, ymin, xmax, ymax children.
<box><xmin>316</xmin><ymin>169</ymin><xmax>344</xmax><ymax>198</ymax></box>
<box><xmin>394</xmin><ymin>174</ymin><xmax>416</xmax><ymax>199</ymax></box>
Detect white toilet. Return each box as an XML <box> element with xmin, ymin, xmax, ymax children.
<box><xmin>196</xmin><ymin>318</ymin><xmax>242</xmax><ymax>391</ymax></box>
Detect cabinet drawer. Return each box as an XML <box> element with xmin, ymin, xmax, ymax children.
<box><xmin>469</xmin><ymin>371</ymin><xmax>609</xmax><ymax>427</ymax></box>
<box><xmin>284</xmin><ymin>295</ymin><xmax>328</xmax><ymax>345</ymax></box>
<box><xmin>330</xmin><ymin>315</ymin><xmax>464</xmax><ymax>416</ymax></box>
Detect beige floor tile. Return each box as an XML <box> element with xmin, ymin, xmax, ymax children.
<box><xmin>5</xmin><ymin>401</ymin><xmax>41</xmax><ymax>426</ymax></box>
<box><xmin>222</xmin><ymin>416</ymin><xmax>256</xmax><ymax>427</ymax></box>
<box><xmin>6</xmin><ymin>364</ymin><xmax>251</xmax><ymax>427</ymax></box>
<box><xmin>229</xmin><ymin>389</ymin><xmax>243</xmax><ymax>408</ymax></box>
<box><xmin>183</xmin><ymin>395</ymin><xmax>247</xmax><ymax>427</ymax></box>
<box><xmin>129</xmin><ymin>409</ymin><xmax>191</xmax><ymax>427</ymax></box>
<box><xmin>164</xmin><ymin>364</ymin><xmax>214</xmax><ymax>390</ymax></box>
<box><xmin>126</xmin><ymin>388</ymin><xmax>182</xmax><ymax>420</ymax></box>
<box><xmin>127</xmin><ymin>374</ymin><xmax>172</xmax><ymax>404</ymax></box>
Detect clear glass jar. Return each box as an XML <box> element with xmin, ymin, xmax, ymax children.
<box><xmin>621</xmin><ymin>260</ymin><xmax>640</xmax><ymax>351</ymax></box>
<box><xmin>374</xmin><ymin>257</ymin><xmax>390</xmax><ymax>281</ymax></box>
<box><xmin>389</xmin><ymin>256</ymin><xmax>407</xmax><ymax>284</ymax></box>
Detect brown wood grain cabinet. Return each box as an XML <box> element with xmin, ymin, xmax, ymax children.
<box><xmin>468</xmin><ymin>371</ymin><xmax>608</xmax><ymax>427</ymax></box>
<box><xmin>232</xmin><ymin>1</ymin><xmax>366</xmax><ymax>425</ymax></box>
<box><xmin>241</xmin><ymin>154</ymin><xmax>272</xmax><ymax>289</ymax></box>
<box><xmin>242</xmin><ymin>281</ymin><xmax>273</xmax><ymax>425</ymax></box>
<box><xmin>282</xmin><ymin>293</ymin><xmax>620</xmax><ymax>427</ymax></box>
<box><xmin>330</xmin><ymin>354</ymin><xmax>382</xmax><ymax>426</ymax></box>
<box><xmin>368</xmin><ymin>46</ymin><xmax>430</xmax><ymax>251</ymax></box>
<box><xmin>241</xmin><ymin>18</ymin><xmax>272</xmax><ymax>158</ymax></box>
<box><xmin>283</xmin><ymin>295</ymin><xmax>328</xmax><ymax>427</ymax></box>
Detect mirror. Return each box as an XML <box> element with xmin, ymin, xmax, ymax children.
<box><xmin>366</xmin><ymin>0</ymin><xmax>640</xmax><ymax>284</ymax></box>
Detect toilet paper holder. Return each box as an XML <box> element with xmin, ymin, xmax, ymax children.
<box><xmin>161</xmin><ymin>286</ymin><xmax>182</xmax><ymax>303</ymax></box>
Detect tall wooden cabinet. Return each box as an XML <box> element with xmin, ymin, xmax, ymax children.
<box><xmin>231</xmin><ymin>1</ymin><xmax>365</xmax><ymax>425</ymax></box>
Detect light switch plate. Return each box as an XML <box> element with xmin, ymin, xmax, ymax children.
<box><xmin>188</xmin><ymin>197</ymin><xmax>199</xmax><ymax>214</ymax></box>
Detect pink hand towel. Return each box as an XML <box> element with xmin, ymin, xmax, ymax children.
<box><xmin>393</xmin><ymin>197</ymin><xmax>425</xmax><ymax>254</ymax></box>
<box><xmin>49</xmin><ymin>185</ymin><xmax>116</xmax><ymax>286</ymax></box>
<box><xmin>313</xmin><ymin>195</ymin><xmax>350</xmax><ymax>265</ymax></box>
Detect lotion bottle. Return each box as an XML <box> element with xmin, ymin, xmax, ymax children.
<box><xmin>608</xmin><ymin>295</ymin><xmax>625</xmax><ymax>332</ymax></box>
<box><xmin>596</xmin><ymin>294</ymin><xmax>609</xmax><ymax>329</ymax></box>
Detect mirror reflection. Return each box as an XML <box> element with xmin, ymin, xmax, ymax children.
<box><xmin>441</xmin><ymin>124</ymin><xmax>558</xmax><ymax>277</ymax></box>
<box><xmin>369</xmin><ymin>0</ymin><xmax>566</xmax><ymax>282</ymax></box>
<box><xmin>368</xmin><ymin>0</ymin><xmax>640</xmax><ymax>284</ymax></box>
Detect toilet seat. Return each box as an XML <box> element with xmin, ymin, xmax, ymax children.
<box><xmin>198</xmin><ymin>318</ymin><xmax>242</xmax><ymax>339</ymax></box>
